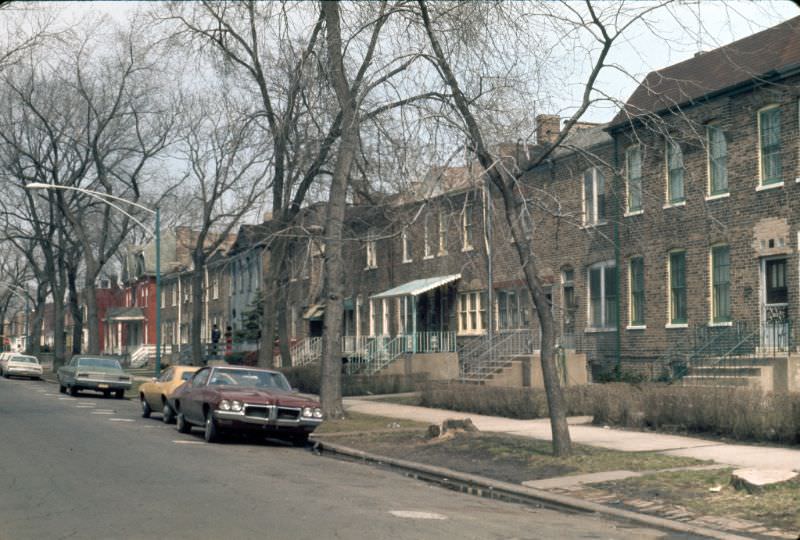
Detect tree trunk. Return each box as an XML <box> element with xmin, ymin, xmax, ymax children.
<box><xmin>416</xmin><ymin>0</ymin><xmax>571</xmax><ymax>455</ymax></box>
<box><xmin>29</xmin><ymin>284</ymin><xmax>47</xmax><ymax>355</ymax></box>
<box><xmin>51</xmin><ymin>285</ymin><xmax>66</xmax><ymax>365</ymax></box>
<box><xmin>82</xmin><ymin>260</ymin><xmax>101</xmax><ymax>354</ymax></box>
<box><xmin>276</xmin><ymin>280</ymin><xmax>291</xmax><ymax>368</ymax></box>
<box><xmin>320</xmin><ymin>0</ymin><xmax>358</xmax><ymax>419</ymax></box>
<box><xmin>190</xmin><ymin>254</ymin><xmax>206</xmax><ymax>366</ymax></box>
<box><xmin>258</xmin><ymin>235</ymin><xmax>288</xmax><ymax>368</ymax></box>
<box><xmin>67</xmin><ymin>267</ymin><xmax>83</xmax><ymax>355</ymax></box>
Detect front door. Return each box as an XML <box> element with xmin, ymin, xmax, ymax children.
<box><xmin>761</xmin><ymin>257</ymin><xmax>789</xmax><ymax>350</ymax></box>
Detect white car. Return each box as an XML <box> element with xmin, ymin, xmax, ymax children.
<box><xmin>1</xmin><ymin>354</ymin><xmax>43</xmax><ymax>379</ymax></box>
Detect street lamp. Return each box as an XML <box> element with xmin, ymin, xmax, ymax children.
<box><xmin>25</xmin><ymin>183</ymin><xmax>163</xmax><ymax>377</ymax></box>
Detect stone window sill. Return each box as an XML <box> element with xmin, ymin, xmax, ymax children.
<box><xmin>756</xmin><ymin>181</ymin><xmax>783</xmax><ymax>192</ymax></box>
<box><xmin>624</xmin><ymin>210</ymin><xmax>644</xmax><ymax>218</ymax></box>
<box><xmin>626</xmin><ymin>325</ymin><xmax>646</xmax><ymax>330</ymax></box>
<box><xmin>662</xmin><ymin>201</ymin><xmax>686</xmax><ymax>209</ymax></box>
<box><xmin>705</xmin><ymin>192</ymin><xmax>729</xmax><ymax>201</ymax></box>
<box><xmin>665</xmin><ymin>323</ymin><xmax>688</xmax><ymax>329</ymax></box>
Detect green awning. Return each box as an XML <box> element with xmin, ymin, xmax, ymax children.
<box><xmin>371</xmin><ymin>274</ymin><xmax>461</xmax><ymax>299</ymax></box>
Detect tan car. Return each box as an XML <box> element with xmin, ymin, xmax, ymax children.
<box><xmin>138</xmin><ymin>365</ymin><xmax>200</xmax><ymax>422</ymax></box>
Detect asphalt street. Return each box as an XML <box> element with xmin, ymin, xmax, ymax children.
<box><xmin>0</xmin><ymin>376</ymin><xmax>698</xmax><ymax>540</ymax></box>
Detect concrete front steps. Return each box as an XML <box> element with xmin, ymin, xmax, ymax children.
<box><xmin>681</xmin><ymin>357</ymin><xmax>778</xmax><ymax>391</ymax></box>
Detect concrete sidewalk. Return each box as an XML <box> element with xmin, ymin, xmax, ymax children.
<box><xmin>344</xmin><ymin>397</ymin><xmax>800</xmax><ymax>472</ymax></box>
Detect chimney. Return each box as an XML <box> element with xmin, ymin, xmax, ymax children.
<box><xmin>536</xmin><ymin>114</ymin><xmax>560</xmax><ymax>144</ymax></box>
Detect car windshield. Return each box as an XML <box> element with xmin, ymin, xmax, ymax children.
<box><xmin>77</xmin><ymin>358</ymin><xmax>122</xmax><ymax>370</ymax></box>
<box><xmin>181</xmin><ymin>371</ymin><xmax>194</xmax><ymax>381</ymax></box>
<box><xmin>208</xmin><ymin>368</ymin><xmax>291</xmax><ymax>391</ymax></box>
<box><xmin>10</xmin><ymin>355</ymin><xmax>38</xmax><ymax>364</ymax></box>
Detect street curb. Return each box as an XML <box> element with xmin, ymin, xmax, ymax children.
<box><xmin>313</xmin><ymin>439</ymin><xmax>752</xmax><ymax>540</ymax></box>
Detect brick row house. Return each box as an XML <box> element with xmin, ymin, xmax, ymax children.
<box><xmin>70</xmin><ymin>17</ymin><xmax>800</xmax><ymax>391</ymax></box>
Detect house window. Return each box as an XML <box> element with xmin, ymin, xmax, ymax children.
<box><xmin>669</xmin><ymin>250</ymin><xmax>687</xmax><ymax>324</ymax></box>
<box><xmin>171</xmin><ymin>284</ymin><xmax>177</xmax><ymax>306</ymax></box>
<box><xmin>365</xmin><ymin>234</ymin><xmax>377</xmax><ymax>269</ymax></box>
<box><xmin>582</xmin><ymin>167</ymin><xmax>605</xmax><ymax>225</ymax></box>
<box><xmin>401</xmin><ymin>227</ymin><xmax>412</xmax><ymax>263</ymax></box>
<box><xmin>161</xmin><ymin>288</ymin><xmax>166</xmax><ymax>308</ymax></box>
<box><xmin>423</xmin><ymin>214</ymin><xmax>433</xmax><ymax>258</ymax></box>
<box><xmin>587</xmin><ymin>262</ymin><xmax>617</xmax><ymax>329</ymax></box>
<box><xmin>212</xmin><ymin>276</ymin><xmax>219</xmax><ymax>300</ymax></box>
<box><xmin>462</xmin><ymin>202</ymin><xmax>473</xmax><ymax>250</ymax></box>
<box><xmin>759</xmin><ymin>105</ymin><xmax>782</xmax><ymax>185</ymax></box>
<box><xmin>370</xmin><ymin>298</ymin><xmax>386</xmax><ymax>336</ymax></box>
<box><xmin>707</xmin><ymin>124</ymin><xmax>727</xmax><ymax>195</ymax></box>
<box><xmin>561</xmin><ymin>269</ymin><xmax>576</xmax><ymax>338</ymax></box>
<box><xmin>666</xmin><ymin>140</ymin><xmax>685</xmax><ymax>203</ymax></box>
<box><xmin>626</xmin><ymin>146</ymin><xmax>642</xmax><ymax>213</ymax></box>
<box><xmin>711</xmin><ymin>245</ymin><xmax>730</xmax><ymax>323</ymax></box>
<box><xmin>381</xmin><ymin>299</ymin><xmax>390</xmax><ymax>336</ymax></box>
<box><xmin>496</xmin><ymin>289</ymin><xmax>531</xmax><ymax>330</ymax></box>
<box><xmin>629</xmin><ymin>257</ymin><xmax>645</xmax><ymax>326</ymax></box>
<box><xmin>458</xmin><ymin>291</ymin><xmax>487</xmax><ymax>334</ymax></box>
<box><xmin>438</xmin><ymin>211</ymin><xmax>448</xmax><ymax>255</ymax></box>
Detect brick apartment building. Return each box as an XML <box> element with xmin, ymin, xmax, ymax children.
<box><xmin>69</xmin><ymin>17</ymin><xmax>799</xmax><ymax>390</ymax></box>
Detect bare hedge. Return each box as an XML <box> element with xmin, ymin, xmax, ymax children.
<box><xmin>420</xmin><ymin>382</ymin><xmax>800</xmax><ymax>445</ymax></box>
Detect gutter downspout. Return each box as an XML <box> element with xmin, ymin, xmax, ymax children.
<box><xmin>613</xmin><ymin>134</ymin><xmax>622</xmax><ymax>380</ymax></box>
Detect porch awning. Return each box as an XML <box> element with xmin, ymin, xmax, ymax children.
<box><xmin>371</xmin><ymin>274</ymin><xmax>461</xmax><ymax>299</ymax></box>
<box><xmin>302</xmin><ymin>304</ymin><xmax>325</xmax><ymax>321</ymax></box>
<box><xmin>106</xmin><ymin>307</ymin><xmax>145</xmax><ymax>322</ymax></box>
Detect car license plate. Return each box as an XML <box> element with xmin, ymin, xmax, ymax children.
<box><xmin>98</xmin><ymin>383</ymin><xmax>109</xmax><ymax>389</ymax></box>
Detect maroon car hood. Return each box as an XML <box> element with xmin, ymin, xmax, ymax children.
<box><xmin>212</xmin><ymin>387</ymin><xmax>319</xmax><ymax>407</ymax></box>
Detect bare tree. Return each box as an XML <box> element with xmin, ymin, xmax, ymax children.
<box><xmin>174</xmin><ymin>95</ymin><xmax>270</xmax><ymax>366</ymax></box>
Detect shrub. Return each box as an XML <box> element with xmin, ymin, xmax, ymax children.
<box><xmin>419</xmin><ymin>382</ymin><xmax>800</xmax><ymax>445</ymax></box>
<box><xmin>279</xmin><ymin>364</ymin><xmax>427</xmax><ymax>396</ymax></box>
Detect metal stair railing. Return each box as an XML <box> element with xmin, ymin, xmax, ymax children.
<box><xmin>289</xmin><ymin>337</ymin><xmax>323</xmax><ymax>367</ymax></box>
<box><xmin>459</xmin><ymin>329</ymin><xmax>539</xmax><ymax>381</ymax></box>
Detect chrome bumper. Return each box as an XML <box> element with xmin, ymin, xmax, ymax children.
<box><xmin>214</xmin><ymin>408</ymin><xmax>323</xmax><ymax>428</ymax></box>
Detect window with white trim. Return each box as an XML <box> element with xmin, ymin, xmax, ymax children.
<box><xmin>496</xmin><ymin>288</ymin><xmax>531</xmax><ymax>330</ymax></box>
<box><xmin>401</xmin><ymin>227</ymin><xmax>412</xmax><ymax>263</ymax></box>
<box><xmin>365</xmin><ymin>234</ymin><xmax>377</xmax><ymax>269</ymax></box>
<box><xmin>669</xmin><ymin>250</ymin><xmax>687</xmax><ymax>324</ymax></box>
<box><xmin>666</xmin><ymin>140</ymin><xmax>685</xmax><ymax>203</ymax></box>
<box><xmin>171</xmin><ymin>283</ymin><xmax>177</xmax><ymax>306</ymax></box>
<box><xmin>758</xmin><ymin>105</ymin><xmax>782</xmax><ymax>185</ymax></box>
<box><xmin>462</xmin><ymin>201</ymin><xmax>473</xmax><ymax>250</ymax></box>
<box><xmin>707</xmin><ymin>124</ymin><xmax>728</xmax><ymax>195</ymax></box>
<box><xmin>626</xmin><ymin>146</ymin><xmax>642</xmax><ymax>212</ymax></box>
<box><xmin>582</xmin><ymin>168</ymin><xmax>605</xmax><ymax>225</ymax></box>
<box><xmin>629</xmin><ymin>257</ymin><xmax>645</xmax><ymax>326</ymax></box>
<box><xmin>711</xmin><ymin>245</ymin><xmax>730</xmax><ymax>323</ymax></box>
<box><xmin>161</xmin><ymin>288</ymin><xmax>166</xmax><ymax>308</ymax></box>
<box><xmin>438</xmin><ymin>211</ymin><xmax>448</xmax><ymax>255</ymax></box>
<box><xmin>457</xmin><ymin>291</ymin><xmax>487</xmax><ymax>334</ymax></box>
<box><xmin>212</xmin><ymin>275</ymin><xmax>219</xmax><ymax>300</ymax></box>
<box><xmin>587</xmin><ymin>261</ymin><xmax>617</xmax><ymax>329</ymax></box>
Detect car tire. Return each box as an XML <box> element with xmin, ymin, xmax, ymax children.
<box><xmin>290</xmin><ymin>433</ymin><xmax>310</xmax><ymax>447</ymax></box>
<box><xmin>204</xmin><ymin>414</ymin><xmax>220</xmax><ymax>443</ymax></box>
<box><xmin>69</xmin><ymin>385</ymin><xmax>79</xmax><ymax>397</ymax></box>
<box><xmin>162</xmin><ymin>403</ymin><xmax>175</xmax><ymax>424</ymax></box>
<box><xmin>58</xmin><ymin>383</ymin><xmax>66</xmax><ymax>394</ymax></box>
<box><xmin>114</xmin><ymin>389</ymin><xmax>124</xmax><ymax>400</ymax></box>
<box><xmin>176</xmin><ymin>413</ymin><xmax>191</xmax><ymax>434</ymax></box>
<box><xmin>140</xmin><ymin>397</ymin><xmax>152</xmax><ymax>418</ymax></box>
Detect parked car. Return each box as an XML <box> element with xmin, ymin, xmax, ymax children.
<box><xmin>171</xmin><ymin>366</ymin><xmax>323</xmax><ymax>444</ymax></box>
<box><xmin>57</xmin><ymin>356</ymin><xmax>132</xmax><ymax>398</ymax></box>
<box><xmin>0</xmin><ymin>351</ymin><xmax>14</xmax><ymax>373</ymax></box>
<box><xmin>1</xmin><ymin>354</ymin><xmax>43</xmax><ymax>379</ymax></box>
<box><xmin>138</xmin><ymin>365</ymin><xmax>200</xmax><ymax>422</ymax></box>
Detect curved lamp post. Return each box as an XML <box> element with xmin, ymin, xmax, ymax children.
<box><xmin>25</xmin><ymin>183</ymin><xmax>162</xmax><ymax>377</ymax></box>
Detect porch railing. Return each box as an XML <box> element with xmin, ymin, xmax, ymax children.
<box><xmin>344</xmin><ymin>331</ymin><xmax>456</xmax><ymax>375</ymax></box>
<box><xmin>290</xmin><ymin>337</ymin><xmax>322</xmax><ymax>367</ymax></box>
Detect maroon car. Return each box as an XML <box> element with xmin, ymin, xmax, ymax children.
<box><xmin>171</xmin><ymin>366</ymin><xmax>323</xmax><ymax>444</ymax></box>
